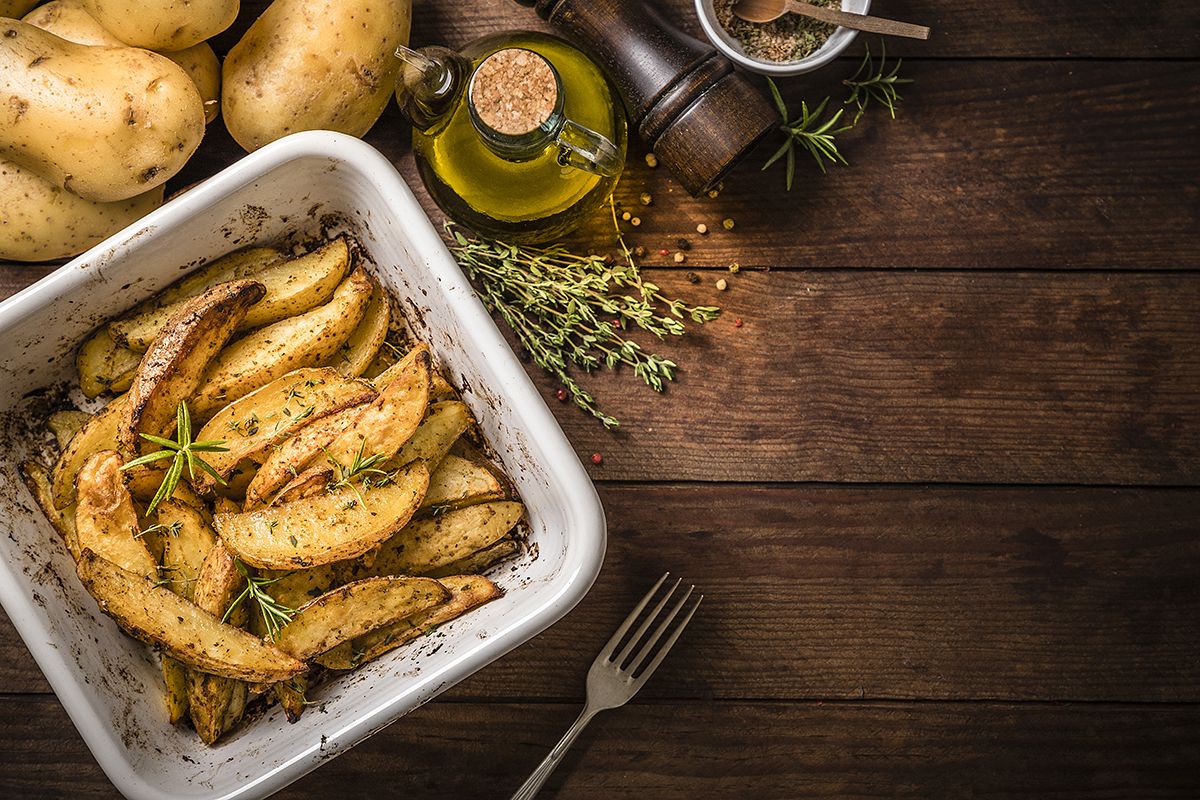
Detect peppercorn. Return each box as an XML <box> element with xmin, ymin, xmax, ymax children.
<box><xmin>633</xmin><ymin>245</ymin><xmax>647</xmax><ymax>258</ymax></box>
<box><xmin>630</xmin><ymin>217</ymin><xmax>641</xmax><ymax>227</ymax></box>
<box><xmin>658</xmin><ymin>248</ymin><xmax>669</xmax><ymax>256</ymax></box>
<box><xmin>722</xmin><ymin>218</ymin><xmax>735</xmax><ymax>231</ymax></box>
<box><xmin>555</xmin><ymin>388</ymin><xmax>568</xmax><ymax>402</ymax></box>
<box><xmin>644</xmin><ymin>153</ymin><xmax>658</xmax><ymax>168</ymax></box>
<box><xmin>687</xmin><ymin>271</ymin><xmax>700</xmax><ymax>284</ymax></box>
<box><xmin>734</xmin><ymin>318</ymin><xmax>744</xmax><ymax>328</ymax></box>
<box><xmin>676</xmin><ymin>238</ymin><xmax>691</xmax><ymax>251</ymax></box>
<box><xmin>673</xmin><ymin>252</ymin><xmax>686</xmax><ymax>263</ymax></box>
<box><xmin>591</xmin><ymin>452</ymin><xmax>603</xmax><ymax>465</ymax></box>
<box><xmin>716</xmin><ymin>278</ymin><xmax>728</xmax><ymax>291</ymax></box>
<box><xmin>621</xmin><ymin>211</ymin><xmax>631</xmax><ymax>222</ymax></box>
<box><xmin>696</xmin><ymin>223</ymin><xmax>708</xmax><ymax>235</ymax></box>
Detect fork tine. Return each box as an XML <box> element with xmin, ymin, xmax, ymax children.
<box><xmin>613</xmin><ymin>577</ymin><xmax>680</xmax><ymax>668</ymax></box>
<box><xmin>598</xmin><ymin>572</ymin><xmax>669</xmax><ymax>661</ymax></box>
<box><xmin>626</xmin><ymin>584</ymin><xmax>693</xmax><ymax>675</ymax></box>
<box><xmin>631</xmin><ymin>594</ymin><xmax>702</xmax><ymax>686</ymax></box>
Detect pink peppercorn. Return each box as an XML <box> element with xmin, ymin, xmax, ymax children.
<box><xmin>591</xmin><ymin>453</ymin><xmax>603</xmax><ymax>465</ymax></box>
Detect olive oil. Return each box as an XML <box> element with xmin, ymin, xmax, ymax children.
<box><xmin>395</xmin><ymin>32</ymin><xmax>627</xmax><ymax>243</ymax></box>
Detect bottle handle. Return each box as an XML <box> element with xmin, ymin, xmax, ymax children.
<box><xmin>555</xmin><ymin>119</ymin><xmax>622</xmax><ymax>177</ymax></box>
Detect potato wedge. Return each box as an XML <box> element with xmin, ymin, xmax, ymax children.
<box><xmin>194</xmin><ymin>367</ymin><xmax>376</xmax><ymax>491</ymax></box>
<box><xmin>327</xmin><ymin>276</ymin><xmax>389</xmax><ymax>378</ymax></box>
<box><xmin>77</xmin><ymin>327</ymin><xmax>139</xmax><ymax>398</ymax></box>
<box><xmin>267</xmin><ymin>348</ymin><xmax>429</xmax><ymax>505</ymax></box>
<box><xmin>120</xmin><ymin>280</ymin><xmax>266</xmax><ymax>456</ymax></box>
<box><xmin>243</xmin><ymin>401</ymin><xmax>369</xmax><ymax>508</ymax></box>
<box><xmin>188</xmin><ymin>541</ymin><xmax>250</xmax><ymax>744</ymax></box>
<box><xmin>47</xmin><ymin>409</ymin><xmax>92</xmax><ymax>451</ymax></box>
<box><xmin>76</xmin><ymin>549</ymin><xmax>305</xmax><ymax>682</ymax></box>
<box><xmin>111</xmin><ymin>239</ymin><xmax>349</xmax><ymax>351</ymax></box>
<box><xmin>367</xmin><ymin>501</ymin><xmax>523</xmax><ymax>579</ymax></box>
<box><xmin>163</xmin><ymin>655</ymin><xmax>189</xmax><ymax>724</ymax></box>
<box><xmin>388</xmin><ymin>400</ymin><xmax>472</xmax><ymax>469</ymax></box>
<box><xmin>159</xmin><ymin>499</ymin><xmax>217</xmax><ymax>599</ymax></box>
<box><xmin>215</xmin><ymin>461</ymin><xmax>430</xmax><ymax>569</ymax></box>
<box><xmin>421</xmin><ymin>454</ymin><xmax>505</xmax><ymax>510</ymax></box>
<box><xmin>275</xmin><ymin>576</ymin><xmax>448</xmax><ymax>662</ymax></box>
<box><xmin>21</xmin><ymin>460</ymin><xmax>78</xmax><ymax>559</ymax></box>
<box><xmin>74</xmin><ymin>451</ymin><xmax>156</xmax><ymax>578</ymax></box>
<box><xmin>260</xmin><ymin>563</ymin><xmax>349</xmax><ymax>612</ymax></box>
<box><xmin>315</xmin><ymin>575</ymin><xmax>500</xmax><ymax>670</ymax></box>
<box><xmin>426</xmin><ymin>537</ymin><xmax>520</xmax><ymax>579</ymax></box>
<box><xmin>106</xmin><ymin>246</ymin><xmax>283</xmax><ymax>351</ymax></box>
<box><xmin>191</xmin><ymin>266</ymin><xmax>374</xmax><ymax>418</ymax></box>
<box><xmin>274</xmin><ymin>676</ymin><xmax>309</xmax><ymax>723</ymax></box>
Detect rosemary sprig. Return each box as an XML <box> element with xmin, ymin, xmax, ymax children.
<box><xmin>447</xmin><ymin>205</ymin><xmax>719</xmax><ymax>429</ymax></box>
<box><xmin>120</xmin><ymin>401</ymin><xmax>228</xmax><ymax>515</ymax></box>
<box><xmin>223</xmin><ymin>559</ymin><xmax>296</xmax><ymax>641</ymax></box>
<box><xmin>136</xmin><ymin>519</ymin><xmax>183</xmax><ymax>540</ymax></box>
<box><xmin>843</xmin><ymin>42</ymin><xmax>912</xmax><ymax>122</ymax></box>
<box><xmin>323</xmin><ymin>439</ymin><xmax>390</xmax><ymax>508</ymax></box>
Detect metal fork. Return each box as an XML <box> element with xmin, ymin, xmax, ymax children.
<box><xmin>510</xmin><ymin>573</ymin><xmax>702</xmax><ymax>800</ymax></box>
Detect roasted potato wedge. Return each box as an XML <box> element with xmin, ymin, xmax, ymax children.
<box><xmin>274</xmin><ymin>676</ymin><xmax>309</xmax><ymax>723</ymax></box>
<box><xmin>372</xmin><ymin>345</ymin><xmax>456</xmax><ymax>401</ymax></box>
<box><xmin>188</xmin><ymin>541</ymin><xmax>250</xmax><ymax>744</ymax></box>
<box><xmin>194</xmin><ymin>367</ymin><xmax>376</xmax><ymax>490</ymax></box>
<box><xmin>315</xmin><ymin>575</ymin><xmax>500</xmax><ymax>670</ymax></box>
<box><xmin>275</xmin><ymin>576</ymin><xmax>449</xmax><ymax>662</ymax></box>
<box><xmin>367</xmin><ymin>501</ymin><xmax>524</xmax><ymax>579</ymax></box>
<box><xmin>421</xmin><ymin>454</ymin><xmax>505</xmax><ymax>510</ymax></box>
<box><xmin>74</xmin><ymin>451</ymin><xmax>156</xmax><ymax>578</ymax></box>
<box><xmin>427</xmin><ymin>537</ymin><xmax>520</xmax><ymax>579</ymax></box>
<box><xmin>327</xmin><ymin>276</ymin><xmax>389</xmax><ymax>378</ymax></box>
<box><xmin>77</xmin><ymin>327</ymin><xmax>139</xmax><ymax>398</ymax></box>
<box><xmin>111</xmin><ymin>239</ymin><xmax>349</xmax><ymax>351</ymax></box>
<box><xmin>163</xmin><ymin>655</ymin><xmax>189</xmax><ymax>724</ymax></box>
<box><xmin>120</xmin><ymin>280</ymin><xmax>266</xmax><ymax>456</ymax></box>
<box><xmin>159</xmin><ymin>499</ymin><xmax>218</xmax><ymax>599</ymax></box>
<box><xmin>215</xmin><ymin>461</ymin><xmax>430</xmax><ymax>569</ymax></box>
<box><xmin>191</xmin><ymin>266</ymin><xmax>374</xmax><ymax>418</ymax></box>
<box><xmin>76</xmin><ymin>549</ymin><xmax>306</xmax><ymax>683</ymax></box>
<box><xmin>388</xmin><ymin>400</ymin><xmax>472</xmax><ymax>469</ymax></box>
<box><xmin>21</xmin><ymin>460</ymin><xmax>78</xmax><ymax>559</ymax></box>
<box><xmin>47</xmin><ymin>409</ymin><xmax>92</xmax><ymax>450</ymax></box>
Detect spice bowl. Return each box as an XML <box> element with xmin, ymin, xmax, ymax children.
<box><xmin>695</xmin><ymin>0</ymin><xmax>871</xmax><ymax>76</ymax></box>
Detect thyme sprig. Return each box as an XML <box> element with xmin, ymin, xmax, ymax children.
<box><xmin>223</xmin><ymin>559</ymin><xmax>296</xmax><ymax>641</ymax></box>
<box><xmin>120</xmin><ymin>401</ymin><xmax>227</xmax><ymax>515</ymax></box>
<box><xmin>843</xmin><ymin>42</ymin><xmax>912</xmax><ymax>122</ymax></box>
<box><xmin>323</xmin><ymin>439</ymin><xmax>390</xmax><ymax>508</ymax></box>
<box><xmin>447</xmin><ymin>205</ymin><xmax>719</xmax><ymax>429</ymax></box>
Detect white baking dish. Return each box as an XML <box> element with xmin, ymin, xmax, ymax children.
<box><xmin>0</xmin><ymin>131</ymin><xmax>605</xmax><ymax>799</ymax></box>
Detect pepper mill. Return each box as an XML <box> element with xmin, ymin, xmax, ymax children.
<box><xmin>515</xmin><ymin>0</ymin><xmax>778</xmax><ymax>195</ymax></box>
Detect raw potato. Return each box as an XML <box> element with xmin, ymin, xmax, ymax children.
<box><xmin>81</xmin><ymin>0</ymin><xmax>238</xmax><ymax>51</ymax></box>
<box><xmin>316</xmin><ymin>575</ymin><xmax>500</xmax><ymax>670</ymax></box>
<box><xmin>48</xmin><ymin>409</ymin><xmax>92</xmax><ymax>450</ymax></box>
<box><xmin>275</xmin><ymin>576</ymin><xmax>449</xmax><ymax>662</ymax></box>
<box><xmin>194</xmin><ymin>367</ymin><xmax>376</xmax><ymax>488</ymax></box>
<box><xmin>215</xmin><ymin>461</ymin><xmax>430</xmax><ymax>569</ymax></box>
<box><xmin>21</xmin><ymin>461</ymin><xmax>79</xmax><ymax>559</ymax></box>
<box><xmin>368</xmin><ymin>501</ymin><xmax>524</xmax><ymax>578</ymax></box>
<box><xmin>74</xmin><ymin>451</ymin><xmax>157</xmax><ymax>578</ymax></box>
<box><xmin>0</xmin><ymin>21</ymin><xmax>205</xmax><ymax>202</ymax></box>
<box><xmin>76</xmin><ymin>327</ymin><xmax>140</xmax><ymax>398</ymax></box>
<box><xmin>188</xmin><ymin>542</ymin><xmax>249</xmax><ymax>744</ymax></box>
<box><xmin>1</xmin><ymin>1</ymin><xmax>40</xmax><ymax>17</ymax></box>
<box><xmin>328</xmin><ymin>278</ymin><xmax>390</xmax><ymax>377</ymax></box>
<box><xmin>121</xmin><ymin>280</ymin><xmax>266</xmax><ymax>455</ymax></box>
<box><xmin>0</xmin><ymin>157</ymin><xmax>163</xmax><ymax>263</ymax></box>
<box><xmin>164</xmin><ymin>43</ymin><xmax>221</xmax><ymax>125</ymax></box>
<box><xmin>111</xmin><ymin>239</ymin><xmax>348</xmax><ymax>351</ymax></box>
<box><xmin>76</xmin><ymin>549</ymin><xmax>306</xmax><ymax>682</ymax></box>
<box><xmin>222</xmin><ymin>0</ymin><xmax>412</xmax><ymax>151</ymax></box>
<box><xmin>421</xmin><ymin>454</ymin><xmax>505</xmax><ymax>510</ymax></box>
<box><xmin>191</xmin><ymin>267</ymin><xmax>374</xmax><ymax>418</ymax></box>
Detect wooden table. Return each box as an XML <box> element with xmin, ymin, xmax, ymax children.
<box><xmin>3</xmin><ymin>1</ymin><xmax>1199</xmax><ymax>796</ymax></box>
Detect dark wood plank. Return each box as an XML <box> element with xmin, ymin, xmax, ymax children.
<box><xmin>4</xmin><ymin>486</ymin><xmax>1197</xmax><ymax>700</ymax></box>
<box><xmin>1</xmin><ymin>696</ymin><xmax>1198</xmax><ymax>799</ymax></box>
<box><xmin>5</xmin><ymin>60</ymin><xmax>1198</xmax><ymax>273</ymax></box>
<box><xmin>212</xmin><ymin>0</ymin><xmax>1200</xmax><ymax>59</ymax></box>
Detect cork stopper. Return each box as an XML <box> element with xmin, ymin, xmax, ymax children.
<box><xmin>470</xmin><ymin>48</ymin><xmax>559</xmax><ymax>136</ymax></box>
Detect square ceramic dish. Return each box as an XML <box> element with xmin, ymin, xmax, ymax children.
<box><xmin>0</xmin><ymin>131</ymin><xmax>605</xmax><ymax>799</ymax></box>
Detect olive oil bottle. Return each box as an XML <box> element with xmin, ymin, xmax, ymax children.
<box><xmin>395</xmin><ymin>32</ymin><xmax>626</xmax><ymax>243</ymax></box>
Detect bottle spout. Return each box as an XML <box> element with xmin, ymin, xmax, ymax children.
<box><xmin>395</xmin><ymin>44</ymin><xmax>455</xmax><ymax>99</ymax></box>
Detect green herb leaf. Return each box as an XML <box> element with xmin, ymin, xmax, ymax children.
<box><xmin>120</xmin><ymin>400</ymin><xmax>228</xmax><ymax>515</ymax></box>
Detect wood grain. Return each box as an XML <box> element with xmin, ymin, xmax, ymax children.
<box><xmin>3</xmin><ymin>485</ymin><xmax>1196</xmax><ymax>701</ymax></box>
<box><xmin>1</xmin><ymin>696</ymin><xmax>1198</xmax><ymax>799</ymax></box>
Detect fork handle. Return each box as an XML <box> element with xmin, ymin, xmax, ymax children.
<box><xmin>511</xmin><ymin>706</ymin><xmax>598</xmax><ymax>800</ymax></box>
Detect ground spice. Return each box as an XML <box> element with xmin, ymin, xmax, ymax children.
<box><xmin>714</xmin><ymin>0</ymin><xmax>836</xmax><ymax>63</ymax></box>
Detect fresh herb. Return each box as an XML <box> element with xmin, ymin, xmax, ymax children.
<box><xmin>223</xmin><ymin>559</ymin><xmax>296</xmax><ymax>640</ymax></box>
<box><xmin>324</xmin><ymin>440</ymin><xmax>390</xmax><ymax>508</ymax></box>
<box><xmin>843</xmin><ymin>42</ymin><xmax>911</xmax><ymax>123</ymax></box>
<box><xmin>447</xmin><ymin>203</ymin><xmax>719</xmax><ymax>429</ymax></box>
<box><xmin>136</xmin><ymin>519</ymin><xmax>183</xmax><ymax>540</ymax></box>
<box><xmin>120</xmin><ymin>401</ymin><xmax>228</xmax><ymax>515</ymax></box>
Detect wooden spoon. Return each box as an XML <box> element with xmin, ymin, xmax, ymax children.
<box><xmin>734</xmin><ymin>0</ymin><xmax>930</xmax><ymax>40</ymax></box>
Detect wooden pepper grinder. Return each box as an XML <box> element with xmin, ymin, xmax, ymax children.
<box><xmin>515</xmin><ymin>0</ymin><xmax>778</xmax><ymax>195</ymax></box>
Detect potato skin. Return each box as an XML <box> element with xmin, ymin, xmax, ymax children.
<box><xmin>0</xmin><ymin>157</ymin><xmax>162</xmax><ymax>262</ymax></box>
<box><xmin>80</xmin><ymin>0</ymin><xmax>238</xmax><ymax>52</ymax></box>
<box><xmin>23</xmin><ymin>0</ymin><xmax>222</xmax><ymax>123</ymax></box>
<box><xmin>0</xmin><ymin>20</ymin><xmax>205</xmax><ymax>202</ymax></box>
<box><xmin>222</xmin><ymin>0</ymin><xmax>412</xmax><ymax>152</ymax></box>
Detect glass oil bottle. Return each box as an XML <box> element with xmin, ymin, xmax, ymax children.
<box><xmin>394</xmin><ymin>31</ymin><xmax>627</xmax><ymax>243</ymax></box>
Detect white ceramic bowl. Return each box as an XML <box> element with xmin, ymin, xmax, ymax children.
<box><xmin>695</xmin><ymin>0</ymin><xmax>871</xmax><ymax>76</ymax></box>
<box><xmin>0</xmin><ymin>132</ymin><xmax>606</xmax><ymax>799</ymax></box>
